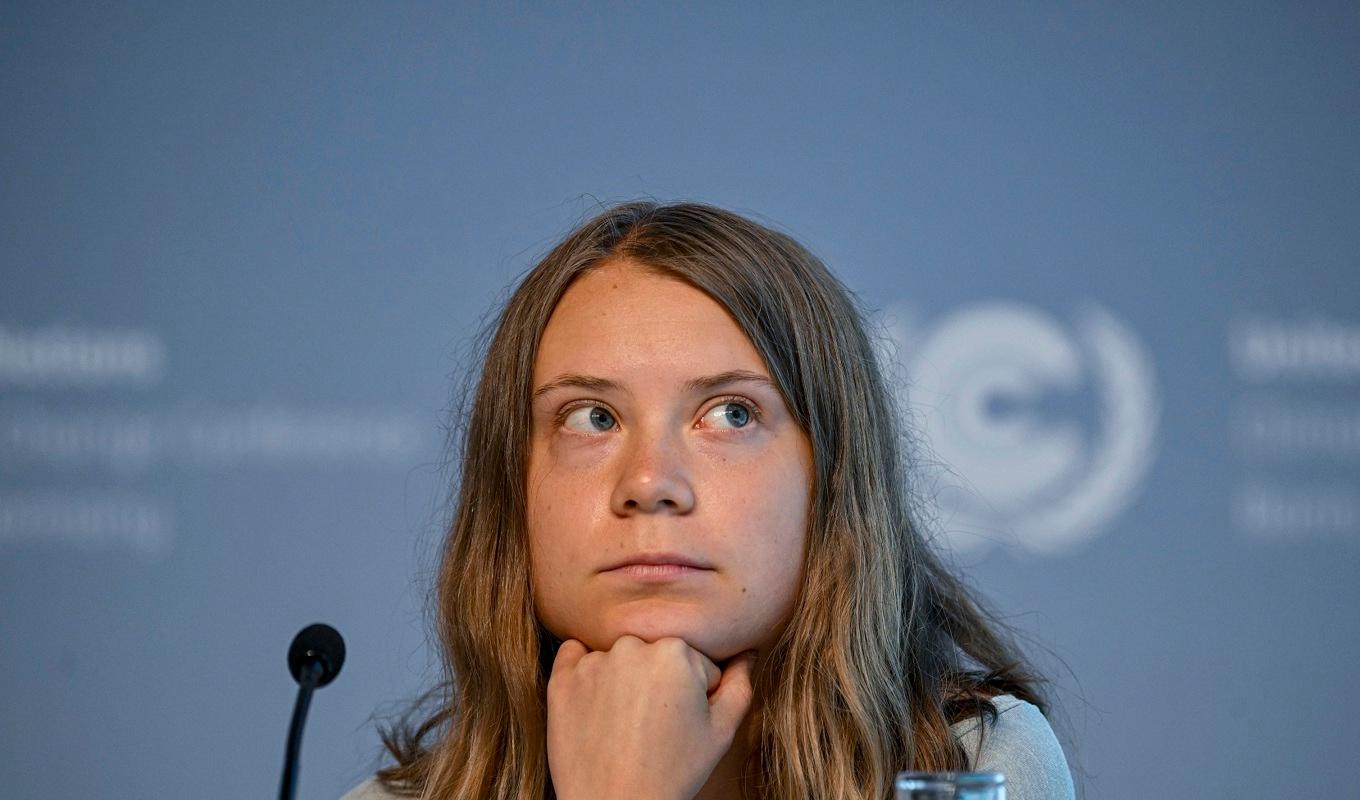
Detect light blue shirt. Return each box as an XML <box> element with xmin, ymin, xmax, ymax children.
<box><xmin>949</xmin><ymin>693</ymin><xmax>1076</xmax><ymax>799</ymax></box>
<box><xmin>341</xmin><ymin>693</ymin><xmax>1074</xmax><ymax>799</ymax></box>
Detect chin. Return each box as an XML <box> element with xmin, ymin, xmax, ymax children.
<box><xmin>594</xmin><ymin>605</ymin><xmax>734</xmax><ymax>660</ymax></box>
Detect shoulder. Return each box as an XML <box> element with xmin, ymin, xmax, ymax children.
<box><xmin>339</xmin><ymin>777</ymin><xmax>407</xmax><ymax>800</ymax></box>
<box><xmin>948</xmin><ymin>694</ymin><xmax>1075</xmax><ymax>800</ymax></box>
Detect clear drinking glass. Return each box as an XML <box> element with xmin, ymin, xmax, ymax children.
<box><xmin>893</xmin><ymin>771</ymin><xmax>1006</xmax><ymax>800</ymax></box>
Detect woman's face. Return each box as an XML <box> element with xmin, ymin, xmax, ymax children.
<box><xmin>526</xmin><ymin>259</ymin><xmax>812</xmax><ymax>662</ymax></box>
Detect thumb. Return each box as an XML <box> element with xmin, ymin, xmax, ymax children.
<box><xmin>551</xmin><ymin>638</ymin><xmax>588</xmax><ymax>676</ymax></box>
<box><xmin>707</xmin><ymin>651</ymin><xmax>757</xmax><ymax>737</ymax></box>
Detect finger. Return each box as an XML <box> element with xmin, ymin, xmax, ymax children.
<box><xmin>697</xmin><ymin>651</ymin><xmax>722</xmax><ymax>696</ymax></box>
<box><xmin>551</xmin><ymin>638</ymin><xmax>588</xmax><ymax>674</ymax></box>
<box><xmin>708</xmin><ymin>651</ymin><xmax>757</xmax><ymax>735</ymax></box>
<box><xmin>610</xmin><ymin>634</ymin><xmax>643</xmax><ymax>652</ymax></box>
<box><xmin>666</xmin><ymin>638</ymin><xmax>720</xmax><ymax>693</ymax></box>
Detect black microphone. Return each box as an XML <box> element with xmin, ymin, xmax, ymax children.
<box><xmin>279</xmin><ymin>623</ymin><xmax>346</xmax><ymax>800</ymax></box>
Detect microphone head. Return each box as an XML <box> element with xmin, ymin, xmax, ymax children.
<box><xmin>287</xmin><ymin>623</ymin><xmax>346</xmax><ymax>688</ymax></box>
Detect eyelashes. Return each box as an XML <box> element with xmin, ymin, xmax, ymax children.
<box><xmin>554</xmin><ymin>395</ymin><xmax>763</xmax><ymax>435</ymax></box>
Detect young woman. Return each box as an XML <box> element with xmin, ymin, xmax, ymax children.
<box><xmin>343</xmin><ymin>201</ymin><xmax>1075</xmax><ymax>799</ymax></box>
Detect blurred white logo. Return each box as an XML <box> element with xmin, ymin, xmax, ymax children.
<box><xmin>890</xmin><ymin>302</ymin><xmax>1159</xmax><ymax>555</ymax></box>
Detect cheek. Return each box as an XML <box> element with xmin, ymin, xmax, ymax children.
<box><xmin>527</xmin><ymin>499</ymin><xmax>574</xmax><ymax>591</ymax></box>
<box><xmin>709</xmin><ymin>453</ymin><xmax>810</xmax><ymax>588</ymax></box>
<box><xmin>741</xmin><ymin>439</ymin><xmax>810</xmax><ymax>520</ymax></box>
<box><xmin>526</xmin><ymin>449</ymin><xmax>602</xmax><ymax>593</ymax></box>
<box><xmin>527</xmin><ymin>515</ymin><xmax>576</xmax><ymax>637</ymax></box>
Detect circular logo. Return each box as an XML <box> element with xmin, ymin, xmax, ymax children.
<box><xmin>888</xmin><ymin>302</ymin><xmax>1159</xmax><ymax>555</ymax></box>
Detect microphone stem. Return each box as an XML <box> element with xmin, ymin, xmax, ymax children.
<box><xmin>279</xmin><ymin>659</ymin><xmax>323</xmax><ymax>800</ymax></box>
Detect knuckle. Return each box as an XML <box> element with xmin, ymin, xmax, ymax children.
<box><xmin>657</xmin><ymin>636</ymin><xmax>688</xmax><ymax>655</ymax></box>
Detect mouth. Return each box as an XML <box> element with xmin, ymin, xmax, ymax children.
<box><xmin>606</xmin><ymin>563</ymin><xmax>710</xmax><ymax>580</ymax></box>
<box><xmin>603</xmin><ymin>563</ymin><xmax>712</xmax><ymax>582</ymax></box>
<box><xmin>599</xmin><ymin>551</ymin><xmax>715</xmax><ymax>575</ymax></box>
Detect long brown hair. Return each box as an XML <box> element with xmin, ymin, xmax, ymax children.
<box><xmin>375</xmin><ymin>200</ymin><xmax>1048</xmax><ymax>799</ymax></box>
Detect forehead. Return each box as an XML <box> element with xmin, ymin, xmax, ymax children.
<box><xmin>533</xmin><ymin>261</ymin><xmax>768</xmax><ymax>380</ymax></box>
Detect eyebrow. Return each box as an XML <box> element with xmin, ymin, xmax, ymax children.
<box><xmin>531</xmin><ymin>369</ymin><xmax>778</xmax><ymax>401</ymax></box>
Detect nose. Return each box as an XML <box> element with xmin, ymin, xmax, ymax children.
<box><xmin>609</xmin><ymin>429</ymin><xmax>696</xmax><ymax>516</ymax></box>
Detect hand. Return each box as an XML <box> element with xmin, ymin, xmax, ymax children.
<box><xmin>545</xmin><ymin>635</ymin><xmax>756</xmax><ymax>800</ymax></box>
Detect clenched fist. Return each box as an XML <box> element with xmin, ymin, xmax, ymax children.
<box><xmin>545</xmin><ymin>635</ymin><xmax>757</xmax><ymax>800</ymax></box>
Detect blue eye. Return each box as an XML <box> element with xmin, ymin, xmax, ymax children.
<box><xmin>563</xmin><ymin>405</ymin><xmax>616</xmax><ymax>432</ymax></box>
<box><xmin>705</xmin><ymin>401</ymin><xmax>754</xmax><ymax>430</ymax></box>
<box><xmin>558</xmin><ymin>400</ymin><xmax>758</xmax><ymax>434</ymax></box>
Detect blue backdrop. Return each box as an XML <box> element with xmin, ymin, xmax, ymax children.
<box><xmin>3</xmin><ymin>3</ymin><xmax>1357</xmax><ymax>798</ymax></box>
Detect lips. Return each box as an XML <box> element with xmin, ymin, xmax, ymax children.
<box><xmin>600</xmin><ymin>551</ymin><xmax>714</xmax><ymax>572</ymax></box>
